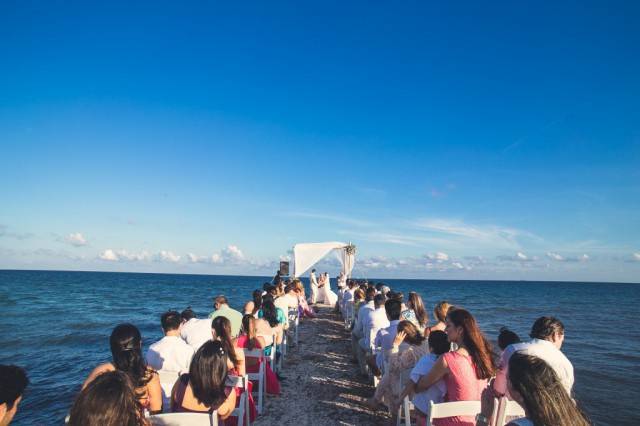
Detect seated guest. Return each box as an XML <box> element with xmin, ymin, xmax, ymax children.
<box><xmin>368</xmin><ymin>298</ymin><xmax>403</xmax><ymax>376</ymax></box>
<box><xmin>402</xmin><ymin>291</ymin><xmax>429</xmax><ymax>333</ymax></box>
<box><xmin>415</xmin><ymin>308</ymin><xmax>496</xmax><ymax>426</ymax></box>
<box><xmin>359</xmin><ymin>294</ymin><xmax>390</xmax><ymax>354</ymax></box>
<box><xmin>275</xmin><ymin>283</ymin><xmax>299</xmax><ymax>327</ymax></box>
<box><xmin>171</xmin><ymin>341</ymin><xmax>237</xmax><ymax>420</ymax></box>
<box><xmin>83</xmin><ymin>323</ymin><xmax>162</xmax><ymax>414</ymax></box>
<box><xmin>505</xmin><ymin>353</ymin><xmax>590</xmax><ymax>426</ymax></box>
<box><xmin>428</xmin><ymin>301</ymin><xmax>451</xmax><ymax>333</ymax></box>
<box><xmin>211</xmin><ymin>317</ymin><xmax>245</xmax><ymax>376</ymax></box>
<box><xmin>293</xmin><ymin>279</ymin><xmax>316</xmax><ymax>318</ymax></box>
<box><xmin>236</xmin><ymin>315</ymin><xmax>281</xmax><ymax>395</ymax></box>
<box><xmin>0</xmin><ymin>365</ymin><xmax>29</xmax><ymax>426</ymax></box>
<box><xmin>180</xmin><ymin>308</ymin><xmax>214</xmax><ymax>351</ymax></box>
<box><xmin>404</xmin><ymin>330</ymin><xmax>450</xmax><ymax>425</ymax></box>
<box><xmin>352</xmin><ymin>288</ymin><xmax>365</xmax><ymax>312</ymax></box>
<box><xmin>367</xmin><ymin>321</ymin><xmax>430</xmax><ymax>416</ymax></box>
<box><xmin>341</xmin><ymin>280</ymin><xmax>356</xmax><ymax>315</ymax></box>
<box><xmin>351</xmin><ymin>287</ymin><xmax>376</xmax><ymax>372</ymax></box>
<box><xmin>69</xmin><ymin>370</ymin><xmax>147</xmax><ymax>426</ymax></box>
<box><xmin>251</xmin><ymin>289</ymin><xmax>263</xmax><ymax>317</ymax></box>
<box><xmin>146</xmin><ymin>310</ymin><xmax>194</xmax><ymax>375</ymax></box>
<box><xmin>211</xmin><ymin>317</ymin><xmax>256</xmax><ymax>422</ymax></box>
<box><xmin>497</xmin><ymin>327</ymin><xmax>521</xmax><ymax>352</ymax></box>
<box><xmin>209</xmin><ymin>295</ymin><xmax>243</xmax><ymax>338</ymax></box>
<box><xmin>494</xmin><ymin>316</ymin><xmax>573</xmax><ymax>398</ymax></box>
<box><xmin>257</xmin><ymin>296</ymin><xmax>284</xmax><ymax>355</ymax></box>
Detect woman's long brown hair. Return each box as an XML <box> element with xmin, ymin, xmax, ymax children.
<box><xmin>242</xmin><ymin>314</ymin><xmax>259</xmax><ymax>350</ymax></box>
<box><xmin>408</xmin><ymin>291</ymin><xmax>429</xmax><ymax>328</ymax></box>
<box><xmin>447</xmin><ymin>308</ymin><xmax>496</xmax><ymax>379</ymax></box>
<box><xmin>211</xmin><ymin>316</ymin><xmax>239</xmax><ymax>367</ymax></box>
<box><xmin>509</xmin><ymin>353</ymin><xmax>590</xmax><ymax>426</ymax></box>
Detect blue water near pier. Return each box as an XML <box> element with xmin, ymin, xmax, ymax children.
<box><xmin>1</xmin><ymin>270</ymin><xmax>638</xmax><ymax>425</ymax></box>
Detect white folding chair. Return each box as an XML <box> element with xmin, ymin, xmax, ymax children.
<box><xmin>157</xmin><ymin>370</ymin><xmax>180</xmax><ymax>413</ymax></box>
<box><xmin>226</xmin><ymin>375</ymin><xmax>249</xmax><ymax>426</ymax></box>
<box><xmin>243</xmin><ymin>348</ymin><xmax>266</xmax><ymax>415</ymax></box>
<box><xmin>396</xmin><ymin>369</ymin><xmax>414</xmax><ymax>426</ymax></box>
<box><xmin>492</xmin><ymin>396</ymin><xmax>526</xmax><ymax>426</ymax></box>
<box><xmin>343</xmin><ymin>301</ymin><xmax>354</xmax><ymax>330</ymax></box>
<box><xmin>267</xmin><ymin>335</ymin><xmax>277</xmax><ymax>373</ymax></box>
<box><xmin>427</xmin><ymin>400</ymin><xmax>482</xmax><ymax>426</ymax></box>
<box><xmin>277</xmin><ymin>332</ymin><xmax>286</xmax><ymax>371</ymax></box>
<box><xmin>149</xmin><ymin>412</ymin><xmax>218</xmax><ymax>426</ymax></box>
<box><xmin>287</xmin><ymin>307</ymin><xmax>300</xmax><ymax>346</ymax></box>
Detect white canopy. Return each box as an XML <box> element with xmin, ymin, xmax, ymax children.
<box><xmin>292</xmin><ymin>241</ymin><xmax>356</xmax><ymax>278</ymax></box>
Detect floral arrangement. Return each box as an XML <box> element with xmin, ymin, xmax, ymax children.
<box><xmin>345</xmin><ymin>243</ymin><xmax>357</xmax><ymax>256</ymax></box>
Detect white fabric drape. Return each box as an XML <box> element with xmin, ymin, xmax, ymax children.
<box><xmin>293</xmin><ymin>241</ymin><xmax>348</xmax><ymax>277</ymax></box>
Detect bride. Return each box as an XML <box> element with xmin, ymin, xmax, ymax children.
<box><xmin>318</xmin><ymin>272</ymin><xmax>338</xmax><ymax>306</ymax></box>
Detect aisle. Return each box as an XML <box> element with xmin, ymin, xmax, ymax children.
<box><xmin>253</xmin><ymin>305</ymin><xmax>389</xmax><ymax>426</ymax></box>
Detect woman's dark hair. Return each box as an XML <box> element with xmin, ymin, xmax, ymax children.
<box><xmin>446</xmin><ymin>309</ymin><xmax>496</xmax><ymax>380</ymax></box>
<box><xmin>408</xmin><ymin>292</ymin><xmax>429</xmax><ymax>328</ymax></box>
<box><xmin>530</xmin><ymin>316</ymin><xmax>565</xmax><ymax>340</ymax></box>
<box><xmin>189</xmin><ymin>341</ymin><xmax>228</xmax><ymax>409</ymax></box>
<box><xmin>252</xmin><ymin>289</ymin><xmax>263</xmax><ymax>315</ymax></box>
<box><xmin>0</xmin><ymin>365</ymin><xmax>29</xmax><ymax>409</ymax></box>
<box><xmin>498</xmin><ymin>327</ymin><xmax>521</xmax><ymax>350</ymax></box>
<box><xmin>181</xmin><ymin>308</ymin><xmax>196</xmax><ymax>322</ymax></box>
<box><xmin>261</xmin><ymin>295</ymin><xmax>279</xmax><ymax>327</ymax></box>
<box><xmin>398</xmin><ymin>320</ymin><xmax>425</xmax><ymax>346</ymax></box>
<box><xmin>508</xmin><ymin>353</ymin><xmax>590</xmax><ymax>426</ymax></box>
<box><xmin>211</xmin><ymin>316</ymin><xmax>239</xmax><ymax>368</ymax></box>
<box><xmin>428</xmin><ymin>330</ymin><xmax>450</xmax><ymax>355</ymax></box>
<box><xmin>241</xmin><ymin>314</ymin><xmax>259</xmax><ymax>350</ymax></box>
<box><xmin>68</xmin><ymin>371</ymin><xmax>145</xmax><ymax>426</ymax></box>
<box><xmin>109</xmin><ymin>324</ymin><xmax>151</xmax><ymax>390</ymax></box>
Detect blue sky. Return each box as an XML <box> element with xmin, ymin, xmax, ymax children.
<box><xmin>1</xmin><ymin>1</ymin><xmax>639</xmax><ymax>282</ymax></box>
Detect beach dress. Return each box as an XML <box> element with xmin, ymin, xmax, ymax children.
<box><xmin>235</xmin><ymin>335</ymin><xmax>281</xmax><ymax>395</ymax></box>
<box><xmin>433</xmin><ymin>352</ymin><xmax>488</xmax><ymax>426</ymax></box>
<box><xmin>374</xmin><ymin>340</ymin><xmax>430</xmax><ymax>412</ymax></box>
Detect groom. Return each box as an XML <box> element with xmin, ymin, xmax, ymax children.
<box><xmin>309</xmin><ymin>269</ymin><xmax>318</xmax><ymax>304</ymax></box>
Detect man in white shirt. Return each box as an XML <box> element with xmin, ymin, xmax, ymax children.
<box><xmin>146</xmin><ymin>310</ymin><xmax>195</xmax><ymax>374</ymax></box>
<box><xmin>351</xmin><ymin>287</ymin><xmax>376</xmax><ymax>374</ymax></box>
<box><xmin>179</xmin><ymin>308</ymin><xmax>214</xmax><ymax>351</ymax></box>
<box><xmin>341</xmin><ymin>280</ymin><xmax>356</xmax><ymax>316</ymax></box>
<box><xmin>309</xmin><ymin>269</ymin><xmax>319</xmax><ymax>304</ymax></box>
<box><xmin>275</xmin><ymin>283</ymin><xmax>299</xmax><ymax>328</ymax></box>
<box><xmin>494</xmin><ymin>316</ymin><xmax>574</xmax><ymax>397</ymax></box>
<box><xmin>359</xmin><ymin>294</ymin><xmax>390</xmax><ymax>352</ymax></box>
<box><xmin>372</xmin><ymin>298</ymin><xmax>403</xmax><ymax>373</ymax></box>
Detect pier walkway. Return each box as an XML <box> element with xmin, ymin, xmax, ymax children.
<box><xmin>253</xmin><ymin>305</ymin><xmax>388</xmax><ymax>425</ymax></box>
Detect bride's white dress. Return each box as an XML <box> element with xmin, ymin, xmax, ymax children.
<box><xmin>318</xmin><ymin>276</ymin><xmax>338</xmax><ymax>305</ymax></box>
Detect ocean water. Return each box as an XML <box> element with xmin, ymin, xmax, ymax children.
<box><xmin>0</xmin><ymin>270</ymin><xmax>638</xmax><ymax>425</ymax></box>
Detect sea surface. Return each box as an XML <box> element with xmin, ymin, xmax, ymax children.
<box><xmin>1</xmin><ymin>270</ymin><xmax>638</xmax><ymax>425</ymax></box>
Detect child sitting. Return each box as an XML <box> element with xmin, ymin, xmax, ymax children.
<box><xmin>398</xmin><ymin>330</ymin><xmax>449</xmax><ymax>426</ymax></box>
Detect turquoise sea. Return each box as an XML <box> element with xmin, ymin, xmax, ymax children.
<box><xmin>1</xmin><ymin>270</ymin><xmax>638</xmax><ymax>425</ymax></box>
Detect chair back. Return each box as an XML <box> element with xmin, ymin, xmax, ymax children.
<box><xmin>158</xmin><ymin>370</ymin><xmax>180</xmax><ymax>413</ymax></box>
<box><xmin>149</xmin><ymin>412</ymin><xmax>218</xmax><ymax>426</ymax></box>
<box><xmin>226</xmin><ymin>375</ymin><xmax>249</xmax><ymax>426</ymax></box>
<box><xmin>243</xmin><ymin>349</ymin><xmax>266</xmax><ymax>415</ymax></box>
<box><xmin>493</xmin><ymin>396</ymin><xmax>526</xmax><ymax>426</ymax></box>
<box><xmin>427</xmin><ymin>400</ymin><xmax>482</xmax><ymax>426</ymax></box>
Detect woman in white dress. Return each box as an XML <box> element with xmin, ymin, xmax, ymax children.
<box><xmin>318</xmin><ymin>272</ymin><xmax>338</xmax><ymax>305</ymax></box>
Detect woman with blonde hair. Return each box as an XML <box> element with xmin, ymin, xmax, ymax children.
<box><xmin>430</xmin><ymin>301</ymin><xmax>452</xmax><ymax>333</ymax></box>
<box><xmin>402</xmin><ymin>292</ymin><xmax>429</xmax><ymax>332</ymax></box>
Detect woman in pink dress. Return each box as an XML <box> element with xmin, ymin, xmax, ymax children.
<box><xmin>414</xmin><ymin>308</ymin><xmax>496</xmax><ymax>426</ymax></box>
<box><xmin>236</xmin><ymin>314</ymin><xmax>281</xmax><ymax>395</ymax></box>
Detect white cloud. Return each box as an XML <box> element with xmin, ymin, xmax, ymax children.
<box><xmin>66</xmin><ymin>232</ymin><xmax>88</xmax><ymax>247</ymax></box>
<box><xmin>155</xmin><ymin>250</ymin><xmax>181</xmax><ymax>263</ymax></box>
<box><xmin>633</xmin><ymin>253</ymin><xmax>640</xmax><ymax>262</ymax></box>
<box><xmin>547</xmin><ymin>252</ymin><xmax>564</xmax><ymax>261</ymax></box>
<box><xmin>426</xmin><ymin>252</ymin><xmax>449</xmax><ymax>262</ymax></box>
<box><xmin>498</xmin><ymin>252</ymin><xmax>536</xmax><ymax>262</ymax></box>
<box><xmin>99</xmin><ymin>249</ymin><xmax>119</xmax><ymax>261</ymax></box>
<box><xmin>186</xmin><ymin>245</ymin><xmax>246</xmax><ymax>265</ymax></box>
<box><xmin>412</xmin><ymin>218</ymin><xmax>542</xmax><ymax>250</ymax></box>
<box><xmin>98</xmin><ymin>249</ymin><xmax>151</xmax><ymax>262</ymax></box>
